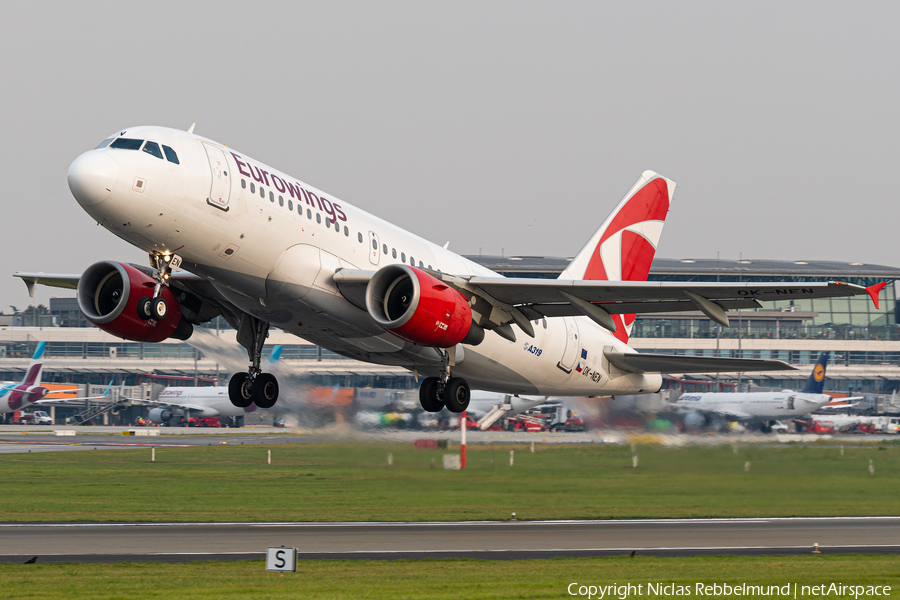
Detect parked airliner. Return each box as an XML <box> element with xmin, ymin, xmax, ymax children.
<box><xmin>130</xmin><ymin>346</ymin><xmax>282</xmax><ymax>426</ymax></box>
<box><xmin>672</xmin><ymin>352</ymin><xmax>836</xmax><ymax>432</ymax></box>
<box><xmin>0</xmin><ymin>342</ymin><xmax>111</xmax><ymax>414</ymax></box>
<box><xmin>16</xmin><ymin>126</ymin><xmax>884</xmax><ymax>414</ymax></box>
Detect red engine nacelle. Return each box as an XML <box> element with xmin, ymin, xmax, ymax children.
<box><xmin>365</xmin><ymin>265</ymin><xmax>484</xmax><ymax>348</ymax></box>
<box><xmin>77</xmin><ymin>261</ymin><xmax>192</xmax><ymax>343</ymax></box>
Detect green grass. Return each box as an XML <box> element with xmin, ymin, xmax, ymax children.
<box><xmin>2</xmin><ymin>441</ymin><xmax>899</xmax><ymax>522</ymax></box>
<box><xmin>1</xmin><ymin>556</ymin><xmax>897</xmax><ymax>599</ymax></box>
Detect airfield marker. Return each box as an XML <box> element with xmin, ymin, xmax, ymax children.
<box><xmin>510</xmin><ymin>450</ymin><xmax>514</xmax><ymax>467</ymax></box>
<box><xmin>268</xmin><ymin>450</ymin><xmax>271</xmax><ymax>465</ymax></box>
<box><xmin>387</xmin><ymin>453</ymin><xmax>393</xmax><ymax>466</ymax></box>
<box><xmin>632</xmin><ymin>455</ymin><xmax>638</xmax><ymax>468</ymax></box>
<box><xmin>530</xmin><ymin>442</ymin><xmax>534</xmax><ymax>453</ymax></box>
<box><xmin>151</xmin><ymin>447</ymin><xmax>155</xmax><ymax>462</ymax></box>
<box><xmin>744</xmin><ymin>461</ymin><xmax>750</xmax><ymax>472</ymax></box>
<box><xmin>869</xmin><ymin>459</ymin><xmax>874</xmax><ymax>474</ymax></box>
<box><xmin>460</xmin><ymin>410</ymin><xmax>467</xmax><ymax>469</ymax></box>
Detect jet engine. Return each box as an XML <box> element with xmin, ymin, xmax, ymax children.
<box><xmin>77</xmin><ymin>261</ymin><xmax>193</xmax><ymax>343</ymax></box>
<box><xmin>365</xmin><ymin>265</ymin><xmax>484</xmax><ymax>347</ymax></box>
<box><xmin>148</xmin><ymin>408</ymin><xmax>175</xmax><ymax>424</ymax></box>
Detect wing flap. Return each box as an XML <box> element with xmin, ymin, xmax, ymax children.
<box><xmin>604</xmin><ymin>351</ymin><xmax>796</xmax><ymax>374</ymax></box>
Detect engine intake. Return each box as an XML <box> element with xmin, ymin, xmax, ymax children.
<box><xmin>366</xmin><ymin>265</ymin><xmax>483</xmax><ymax>347</ymax></box>
<box><xmin>77</xmin><ymin>261</ymin><xmax>193</xmax><ymax>343</ymax></box>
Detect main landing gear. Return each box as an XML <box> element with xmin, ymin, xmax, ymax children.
<box><xmin>137</xmin><ymin>252</ymin><xmax>182</xmax><ymax>321</ymax></box>
<box><xmin>228</xmin><ymin>314</ymin><xmax>279</xmax><ymax>410</ymax></box>
<box><xmin>419</xmin><ymin>350</ymin><xmax>470</xmax><ymax>413</ymax></box>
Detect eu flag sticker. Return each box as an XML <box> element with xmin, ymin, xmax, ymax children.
<box><xmin>581</xmin><ymin>349</ymin><xmax>588</xmax><ymax>359</ymax></box>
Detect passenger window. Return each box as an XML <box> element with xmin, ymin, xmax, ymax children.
<box><xmin>162</xmin><ymin>145</ymin><xmax>179</xmax><ymax>164</ymax></box>
<box><xmin>326</xmin><ymin>218</ymin><xmax>331</xmax><ymax>227</ymax></box>
<box><xmin>542</xmin><ymin>319</ymin><xmax>547</xmax><ymax>329</ymax></box>
<box><xmin>372</xmin><ymin>238</ymin><xmax>377</xmax><ymax>250</ymax></box>
<box><xmin>298</xmin><ymin>205</ymin><xmax>303</xmax><ymax>215</ymax></box>
<box><xmin>418</xmin><ymin>261</ymin><xmax>424</xmax><ymax>268</ymax></box>
<box><xmin>288</xmin><ymin>200</ymin><xmax>293</xmax><ymax>211</ymax></box>
<box><xmin>307</xmin><ymin>209</ymin><xmax>312</xmax><ymax>219</ymax></box>
<box><xmin>316</xmin><ymin>213</ymin><xmax>321</xmax><ymax>223</ymax></box>
<box><xmin>383</xmin><ymin>244</ymin><xmax>388</xmax><ymax>255</ymax></box>
<box><xmin>95</xmin><ymin>138</ymin><xmax>114</xmax><ymax>149</ymax></box>
<box><xmin>410</xmin><ymin>256</ymin><xmax>415</xmax><ymax>266</ymax></box>
<box><xmin>345</xmin><ymin>226</ymin><xmax>350</xmax><ymax>237</ymax></box>
<box><xmin>401</xmin><ymin>252</ymin><xmax>406</xmax><ymax>263</ymax></box>
<box><xmin>260</xmin><ymin>187</ymin><xmax>265</xmax><ymax>198</ymax></box>
<box><xmin>358</xmin><ymin>232</ymin><xmax>363</xmax><ymax>243</ymax></box>
<box><xmin>241</xmin><ymin>179</ymin><xmax>246</xmax><ymax>189</ymax></box>
<box><xmin>250</xmin><ymin>182</ymin><xmax>256</xmax><ymax>193</ymax></box>
<box><xmin>110</xmin><ymin>138</ymin><xmax>143</xmax><ymax>150</ymax></box>
<box><xmin>279</xmin><ymin>196</ymin><xmax>284</xmax><ymax>207</ymax></box>
<box><xmin>392</xmin><ymin>248</ymin><xmax>397</xmax><ymax>259</ymax></box>
<box><xmin>270</xmin><ymin>192</ymin><xmax>275</xmax><ymax>202</ymax></box>
<box><xmin>428</xmin><ymin>265</ymin><xmax>433</xmax><ymax>270</ymax></box>
<box><xmin>142</xmin><ymin>141</ymin><xmax>164</xmax><ymax>159</ymax></box>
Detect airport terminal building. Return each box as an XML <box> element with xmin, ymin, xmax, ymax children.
<box><xmin>0</xmin><ymin>257</ymin><xmax>898</xmax><ymax>395</ymax></box>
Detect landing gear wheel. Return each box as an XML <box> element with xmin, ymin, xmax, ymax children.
<box><xmin>151</xmin><ymin>297</ymin><xmax>168</xmax><ymax>321</ymax></box>
<box><xmin>137</xmin><ymin>297</ymin><xmax>153</xmax><ymax>320</ymax></box>
<box><xmin>419</xmin><ymin>377</ymin><xmax>444</xmax><ymax>412</ymax></box>
<box><xmin>443</xmin><ymin>377</ymin><xmax>471</xmax><ymax>413</ymax></box>
<box><xmin>228</xmin><ymin>372</ymin><xmax>254</xmax><ymax>408</ymax></box>
<box><xmin>252</xmin><ymin>373</ymin><xmax>279</xmax><ymax>409</ymax></box>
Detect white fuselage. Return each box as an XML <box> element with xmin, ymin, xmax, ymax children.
<box><xmin>673</xmin><ymin>391</ymin><xmax>832</xmax><ymax>422</ymax></box>
<box><xmin>70</xmin><ymin>126</ymin><xmax>661</xmax><ymax>396</ymax></box>
<box><xmin>155</xmin><ymin>387</ymin><xmax>258</xmax><ymax>419</ymax></box>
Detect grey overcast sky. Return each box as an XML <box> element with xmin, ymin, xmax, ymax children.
<box><xmin>2</xmin><ymin>1</ymin><xmax>898</xmax><ymax>307</ymax></box>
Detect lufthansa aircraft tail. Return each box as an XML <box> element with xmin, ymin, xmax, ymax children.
<box><xmin>558</xmin><ymin>170</ymin><xmax>676</xmax><ymax>343</ymax></box>
<box><xmin>800</xmin><ymin>352</ymin><xmax>829</xmax><ymax>394</ymax></box>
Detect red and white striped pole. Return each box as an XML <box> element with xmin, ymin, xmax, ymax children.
<box><xmin>460</xmin><ymin>410</ymin><xmax>467</xmax><ymax>469</ymax></box>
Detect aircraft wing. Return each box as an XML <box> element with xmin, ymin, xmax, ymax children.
<box><xmin>13</xmin><ymin>273</ymin><xmax>80</xmax><ymax>296</ymax></box>
<box><xmin>335</xmin><ymin>269</ymin><xmax>880</xmax><ymax>330</ymax></box>
<box><xmin>15</xmin><ymin>267</ymin><xmax>242</xmax><ymax>329</ymax></box>
<box><xmin>604</xmin><ymin>351</ymin><xmax>795</xmax><ymax>374</ymax></box>
<box><xmin>35</xmin><ymin>381</ymin><xmax>114</xmax><ymax>404</ymax></box>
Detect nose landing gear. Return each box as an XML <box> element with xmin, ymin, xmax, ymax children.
<box><xmin>228</xmin><ymin>314</ymin><xmax>279</xmax><ymax>409</ymax></box>
<box><xmin>137</xmin><ymin>252</ymin><xmax>181</xmax><ymax>321</ymax></box>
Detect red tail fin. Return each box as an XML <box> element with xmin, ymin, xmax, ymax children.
<box><xmin>560</xmin><ymin>171</ymin><xmax>676</xmax><ymax>343</ymax></box>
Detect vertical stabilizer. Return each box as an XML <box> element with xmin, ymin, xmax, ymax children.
<box><xmin>559</xmin><ymin>171</ymin><xmax>676</xmax><ymax>343</ymax></box>
<box><xmin>22</xmin><ymin>341</ymin><xmax>46</xmax><ymax>387</ymax></box>
<box><xmin>800</xmin><ymin>352</ymin><xmax>829</xmax><ymax>394</ymax></box>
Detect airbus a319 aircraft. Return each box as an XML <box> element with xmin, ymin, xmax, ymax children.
<box><xmin>672</xmin><ymin>352</ymin><xmax>838</xmax><ymax>433</ymax></box>
<box><xmin>16</xmin><ymin>126</ymin><xmax>885</xmax><ymax>414</ymax></box>
<box><xmin>0</xmin><ymin>342</ymin><xmax>112</xmax><ymax>415</ymax></box>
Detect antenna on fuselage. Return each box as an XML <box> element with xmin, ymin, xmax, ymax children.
<box><xmin>187</xmin><ymin>123</ymin><xmax>196</xmax><ymax>134</ymax></box>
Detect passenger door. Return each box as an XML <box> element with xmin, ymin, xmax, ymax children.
<box><xmin>368</xmin><ymin>231</ymin><xmax>380</xmax><ymax>266</ymax></box>
<box><xmin>556</xmin><ymin>317</ymin><xmax>581</xmax><ymax>373</ymax></box>
<box><xmin>203</xmin><ymin>143</ymin><xmax>231</xmax><ymax>211</ymax></box>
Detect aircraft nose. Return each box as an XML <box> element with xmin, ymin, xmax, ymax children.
<box><xmin>68</xmin><ymin>151</ymin><xmax>119</xmax><ymax>206</ymax></box>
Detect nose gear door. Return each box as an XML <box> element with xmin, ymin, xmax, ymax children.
<box><xmin>203</xmin><ymin>143</ymin><xmax>231</xmax><ymax>211</ymax></box>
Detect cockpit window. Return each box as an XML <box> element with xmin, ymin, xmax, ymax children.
<box><xmin>142</xmin><ymin>141</ymin><xmax>163</xmax><ymax>159</ymax></box>
<box><xmin>110</xmin><ymin>138</ymin><xmax>144</xmax><ymax>150</ymax></box>
<box><xmin>95</xmin><ymin>138</ymin><xmax>114</xmax><ymax>149</ymax></box>
<box><xmin>162</xmin><ymin>145</ymin><xmax>179</xmax><ymax>164</ymax></box>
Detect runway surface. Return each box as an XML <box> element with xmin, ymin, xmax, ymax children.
<box><xmin>1</xmin><ymin>517</ymin><xmax>898</xmax><ymax>563</ymax></box>
<box><xmin>1</xmin><ymin>425</ymin><xmax>897</xmax><ymax>454</ymax></box>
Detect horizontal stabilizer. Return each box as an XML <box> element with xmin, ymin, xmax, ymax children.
<box><xmin>603</xmin><ymin>351</ymin><xmax>796</xmax><ymax>374</ymax></box>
